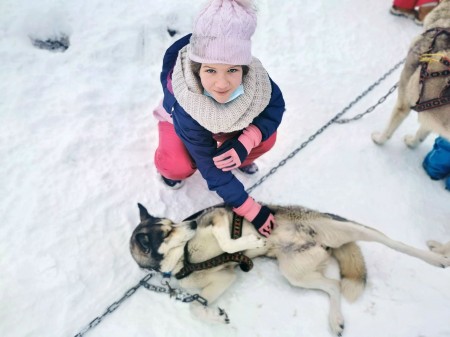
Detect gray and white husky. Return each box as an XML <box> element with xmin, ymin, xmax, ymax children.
<box><xmin>130</xmin><ymin>203</ymin><xmax>449</xmax><ymax>336</ymax></box>
<box><xmin>372</xmin><ymin>0</ymin><xmax>450</xmax><ymax>147</ymax></box>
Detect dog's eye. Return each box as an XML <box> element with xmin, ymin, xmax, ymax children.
<box><xmin>136</xmin><ymin>234</ymin><xmax>151</xmax><ymax>253</ymax></box>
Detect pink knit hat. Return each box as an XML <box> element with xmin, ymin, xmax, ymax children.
<box><xmin>188</xmin><ymin>0</ymin><xmax>257</xmax><ymax>65</ymax></box>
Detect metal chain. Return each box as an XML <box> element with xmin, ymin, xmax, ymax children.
<box><xmin>140</xmin><ymin>278</ymin><xmax>208</xmax><ymax>306</ymax></box>
<box><xmin>246</xmin><ymin>58</ymin><xmax>405</xmax><ymax>194</ymax></box>
<box><xmin>333</xmin><ymin>83</ymin><xmax>398</xmax><ymax>124</ymax></box>
<box><xmin>334</xmin><ymin>58</ymin><xmax>405</xmax><ymax>123</ymax></box>
<box><xmin>73</xmin><ymin>58</ymin><xmax>406</xmax><ymax>337</ymax></box>
<box><xmin>74</xmin><ymin>273</ymin><xmax>154</xmax><ymax>337</ymax></box>
<box><xmin>73</xmin><ymin>273</ymin><xmax>207</xmax><ymax>337</ymax></box>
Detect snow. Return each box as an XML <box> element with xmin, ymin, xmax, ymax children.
<box><xmin>1</xmin><ymin>0</ymin><xmax>449</xmax><ymax>337</ymax></box>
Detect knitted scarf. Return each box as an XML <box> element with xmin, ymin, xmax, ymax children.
<box><xmin>172</xmin><ymin>46</ymin><xmax>272</xmax><ymax>134</ymax></box>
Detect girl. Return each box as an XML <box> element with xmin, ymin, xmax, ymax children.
<box><xmin>153</xmin><ymin>0</ymin><xmax>285</xmax><ymax>237</ymax></box>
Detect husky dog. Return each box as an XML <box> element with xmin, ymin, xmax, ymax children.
<box><xmin>130</xmin><ymin>203</ymin><xmax>449</xmax><ymax>336</ymax></box>
<box><xmin>372</xmin><ymin>0</ymin><xmax>450</xmax><ymax>147</ymax></box>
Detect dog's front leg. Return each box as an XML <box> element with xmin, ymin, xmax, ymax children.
<box><xmin>180</xmin><ymin>269</ymin><xmax>236</xmax><ymax>324</ymax></box>
<box><xmin>212</xmin><ymin>220</ymin><xmax>266</xmax><ymax>253</ymax></box>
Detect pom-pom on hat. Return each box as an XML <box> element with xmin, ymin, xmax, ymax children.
<box><xmin>188</xmin><ymin>0</ymin><xmax>256</xmax><ymax>65</ymax></box>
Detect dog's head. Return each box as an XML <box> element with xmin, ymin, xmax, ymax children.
<box><xmin>129</xmin><ymin>203</ymin><xmax>197</xmax><ymax>272</ymax></box>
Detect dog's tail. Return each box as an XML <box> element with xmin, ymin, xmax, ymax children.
<box><xmin>332</xmin><ymin>242</ymin><xmax>367</xmax><ymax>302</ymax></box>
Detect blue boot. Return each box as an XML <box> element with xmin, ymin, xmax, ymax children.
<box><xmin>422</xmin><ymin>137</ymin><xmax>450</xmax><ymax>180</ymax></box>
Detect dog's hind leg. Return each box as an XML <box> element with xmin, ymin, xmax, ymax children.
<box><xmin>283</xmin><ymin>269</ymin><xmax>344</xmax><ymax>336</ymax></box>
<box><xmin>277</xmin><ymin>247</ymin><xmax>345</xmax><ymax>336</ymax></box>
<box><xmin>323</xmin><ymin>219</ymin><xmax>450</xmax><ymax>268</ymax></box>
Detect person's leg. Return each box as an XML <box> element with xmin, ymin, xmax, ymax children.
<box><xmin>416</xmin><ymin>0</ymin><xmax>438</xmax><ymax>7</ymax></box>
<box><xmin>393</xmin><ymin>0</ymin><xmax>417</xmax><ymax>9</ymax></box>
<box><xmin>154</xmin><ymin>121</ymin><xmax>196</xmax><ymax>180</ymax></box>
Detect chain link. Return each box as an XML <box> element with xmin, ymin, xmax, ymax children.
<box><xmin>140</xmin><ymin>278</ymin><xmax>209</xmax><ymax>306</ymax></box>
<box><xmin>73</xmin><ymin>273</ymin><xmax>208</xmax><ymax>337</ymax></box>
<box><xmin>334</xmin><ymin>83</ymin><xmax>399</xmax><ymax>123</ymax></box>
<box><xmin>74</xmin><ymin>273</ymin><xmax>154</xmax><ymax>337</ymax></box>
<box><xmin>246</xmin><ymin>58</ymin><xmax>405</xmax><ymax>194</ymax></box>
<box><xmin>73</xmin><ymin>58</ymin><xmax>406</xmax><ymax>337</ymax></box>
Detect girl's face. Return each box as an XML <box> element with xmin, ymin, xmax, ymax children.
<box><xmin>198</xmin><ymin>64</ymin><xmax>243</xmax><ymax>103</ymax></box>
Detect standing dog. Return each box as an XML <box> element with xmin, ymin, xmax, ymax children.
<box><xmin>130</xmin><ymin>203</ymin><xmax>449</xmax><ymax>336</ymax></box>
<box><xmin>372</xmin><ymin>0</ymin><xmax>450</xmax><ymax>147</ymax></box>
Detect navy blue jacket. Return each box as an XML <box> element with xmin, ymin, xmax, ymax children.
<box><xmin>160</xmin><ymin>34</ymin><xmax>285</xmax><ymax>207</ymax></box>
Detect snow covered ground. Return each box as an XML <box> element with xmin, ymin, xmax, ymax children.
<box><xmin>1</xmin><ymin>0</ymin><xmax>449</xmax><ymax>337</ymax></box>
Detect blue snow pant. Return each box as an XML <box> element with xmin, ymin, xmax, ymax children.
<box><xmin>422</xmin><ymin>136</ymin><xmax>450</xmax><ymax>190</ymax></box>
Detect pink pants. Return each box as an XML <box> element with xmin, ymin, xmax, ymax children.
<box><xmin>393</xmin><ymin>0</ymin><xmax>438</xmax><ymax>9</ymax></box>
<box><xmin>154</xmin><ymin>121</ymin><xmax>277</xmax><ymax>180</ymax></box>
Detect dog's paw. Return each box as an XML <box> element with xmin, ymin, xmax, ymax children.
<box><xmin>190</xmin><ymin>303</ymin><xmax>230</xmax><ymax>324</ymax></box>
<box><xmin>243</xmin><ymin>234</ymin><xmax>267</xmax><ymax>249</ymax></box>
<box><xmin>427</xmin><ymin>240</ymin><xmax>443</xmax><ymax>251</ymax></box>
<box><xmin>404</xmin><ymin>134</ymin><xmax>419</xmax><ymax>148</ymax></box>
<box><xmin>329</xmin><ymin>311</ymin><xmax>345</xmax><ymax>337</ymax></box>
<box><xmin>427</xmin><ymin>240</ymin><xmax>450</xmax><ymax>258</ymax></box>
<box><xmin>371</xmin><ymin>132</ymin><xmax>387</xmax><ymax>145</ymax></box>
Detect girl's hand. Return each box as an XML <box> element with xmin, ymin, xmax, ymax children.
<box><xmin>213</xmin><ymin>124</ymin><xmax>262</xmax><ymax>171</ymax></box>
<box><xmin>233</xmin><ymin>197</ymin><xmax>276</xmax><ymax>237</ymax></box>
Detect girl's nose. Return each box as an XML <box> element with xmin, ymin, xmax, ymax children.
<box><xmin>215</xmin><ymin>76</ymin><xmax>229</xmax><ymax>90</ymax></box>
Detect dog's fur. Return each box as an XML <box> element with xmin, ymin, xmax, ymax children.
<box><xmin>130</xmin><ymin>203</ymin><xmax>449</xmax><ymax>336</ymax></box>
<box><xmin>372</xmin><ymin>0</ymin><xmax>450</xmax><ymax>147</ymax></box>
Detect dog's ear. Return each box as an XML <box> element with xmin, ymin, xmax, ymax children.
<box><xmin>138</xmin><ymin>203</ymin><xmax>155</xmax><ymax>222</ymax></box>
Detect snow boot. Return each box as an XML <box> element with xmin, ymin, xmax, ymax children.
<box><xmin>161</xmin><ymin>175</ymin><xmax>185</xmax><ymax>190</ymax></box>
<box><xmin>422</xmin><ymin>137</ymin><xmax>450</xmax><ymax>180</ymax></box>
<box><xmin>389</xmin><ymin>6</ymin><xmax>417</xmax><ymax>20</ymax></box>
<box><xmin>238</xmin><ymin>163</ymin><xmax>259</xmax><ymax>175</ymax></box>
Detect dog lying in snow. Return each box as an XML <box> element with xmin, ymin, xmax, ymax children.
<box><xmin>130</xmin><ymin>203</ymin><xmax>449</xmax><ymax>336</ymax></box>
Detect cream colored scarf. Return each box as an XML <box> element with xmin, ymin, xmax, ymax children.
<box><xmin>171</xmin><ymin>46</ymin><xmax>272</xmax><ymax>134</ymax></box>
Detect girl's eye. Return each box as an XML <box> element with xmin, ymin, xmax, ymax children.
<box><xmin>228</xmin><ymin>68</ymin><xmax>239</xmax><ymax>73</ymax></box>
<box><xmin>205</xmin><ymin>69</ymin><xmax>215</xmax><ymax>73</ymax></box>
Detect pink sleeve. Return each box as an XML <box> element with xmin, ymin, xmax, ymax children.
<box><xmin>238</xmin><ymin>124</ymin><xmax>262</xmax><ymax>153</ymax></box>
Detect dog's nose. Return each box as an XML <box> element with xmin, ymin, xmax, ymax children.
<box><xmin>190</xmin><ymin>221</ymin><xmax>197</xmax><ymax>230</ymax></box>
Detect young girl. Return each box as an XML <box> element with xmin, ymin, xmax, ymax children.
<box><xmin>153</xmin><ymin>0</ymin><xmax>285</xmax><ymax>237</ymax></box>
